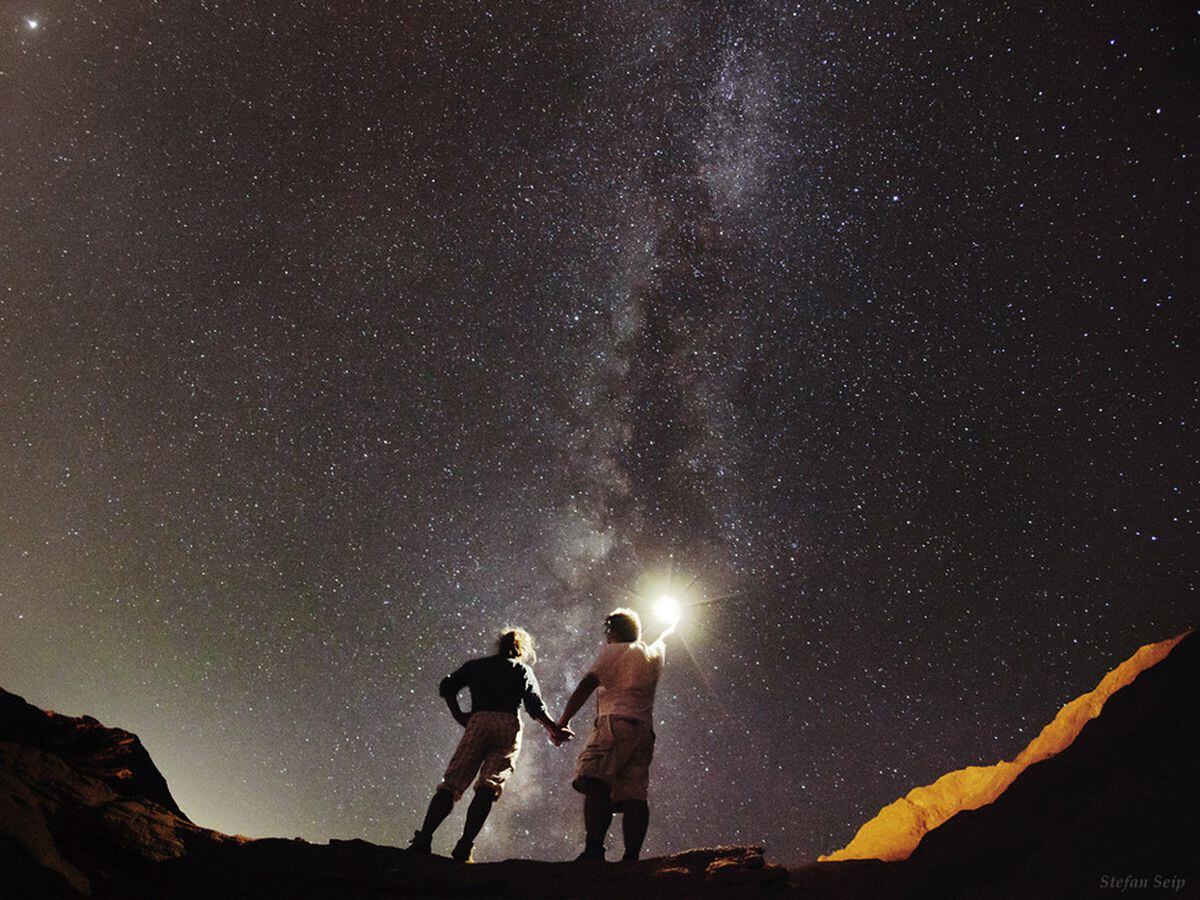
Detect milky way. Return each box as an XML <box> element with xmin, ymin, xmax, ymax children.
<box><xmin>2</xmin><ymin>2</ymin><xmax>1196</xmax><ymax>863</ymax></box>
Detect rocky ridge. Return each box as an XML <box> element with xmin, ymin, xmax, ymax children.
<box><xmin>2</xmin><ymin>628</ymin><xmax>1196</xmax><ymax>898</ymax></box>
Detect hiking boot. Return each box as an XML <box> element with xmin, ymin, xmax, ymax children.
<box><xmin>575</xmin><ymin>846</ymin><xmax>606</xmax><ymax>862</ymax></box>
<box><xmin>451</xmin><ymin>838</ymin><xmax>474</xmax><ymax>863</ymax></box>
<box><xmin>407</xmin><ymin>830</ymin><xmax>432</xmax><ymax>854</ymax></box>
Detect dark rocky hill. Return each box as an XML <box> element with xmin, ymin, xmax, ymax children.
<box><xmin>799</xmin><ymin>630</ymin><xmax>1200</xmax><ymax>899</ymax></box>
<box><xmin>1</xmin><ymin>630</ymin><xmax>1195</xmax><ymax>898</ymax></box>
<box><xmin>899</xmin><ymin>628</ymin><xmax>1199</xmax><ymax>898</ymax></box>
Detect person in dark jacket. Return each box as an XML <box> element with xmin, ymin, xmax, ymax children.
<box><xmin>408</xmin><ymin>627</ymin><xmax>572</xmax><ymax>861</ymax></box>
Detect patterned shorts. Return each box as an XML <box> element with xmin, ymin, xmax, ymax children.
<box><xmin>438</xmin><ymin>711</ymin><xmax>522</xmax><ymax>800</ymax></box>
<box><xmin>573</xmin><ymin>715</ymin><xmax>656</xmax><ymax>804</ymax></box>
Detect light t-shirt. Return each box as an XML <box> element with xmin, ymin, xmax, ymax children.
<box><xmin>588</xmin><ymin>639</ymin><xmax>665</xmax><ymax>723</ymax></box>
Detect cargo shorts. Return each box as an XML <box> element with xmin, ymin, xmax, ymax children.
<box><xmin>572</xmin><ymin>715</ymin><xmax>655</xmax><ymax>804</ymax></box>
<box><xmin>438</xmin><ymin>711</ymin><xmax>522</xmax><ymax>800</ymax></box>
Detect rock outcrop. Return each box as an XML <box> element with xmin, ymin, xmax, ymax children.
<box><xmin>820</xmin><ymin>632</ymin><xmax>1187</xmax><ymax>863</ymax></box>
<box><xmin>898</xmin><ymin>628</ymin><xmax>1200</xmax><ymax>898</ymax></box>
<box><xmin>0</xmin><ymin>688</ymin><xmax>236</xmax><ymax>896</ymax></box>
<box><xmin>0</xmin><ymin>690</ymin><xmax>186</xmax><ymax>819</ymax></box>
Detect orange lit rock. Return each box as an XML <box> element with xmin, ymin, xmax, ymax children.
<box><xmin>819</xmin><ymin>632</ymin><xmax>1187</xmax><ymax>863</ymax></box>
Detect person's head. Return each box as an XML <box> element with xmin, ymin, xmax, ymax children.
<box><xmin>497</xmin><ymin>627</ymin><xmax>537</xmax><ymax>665</ymax></box>
<box><xmin>604</xmin><ymin>608</ymin><xmax>642</xmax><ymax>644</ymax></box>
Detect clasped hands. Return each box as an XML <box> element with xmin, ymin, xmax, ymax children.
<box><xmin>546</xmin><ymin>721</ymin><xmax>574</xmax><ymax>747</ymax></box>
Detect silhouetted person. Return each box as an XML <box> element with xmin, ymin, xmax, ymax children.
<box><xmin>558</xmin><ymin>608</ymin><xmax>674</xmax><ymax>861</ymax></box>
<box><xmin>409</xmin><ymin>627</ymin><xmax>572</xmax><ymax>862</ymax></box>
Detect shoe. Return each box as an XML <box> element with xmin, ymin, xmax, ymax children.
<box><xmin>575</xmin><ymin>847</ymin><xmax>605</xmax><ymax>862</ymax></box>
<box><xmin>451</xmin><ymin>838</ymin><xmax>474</xmax><ymax>863</ymax></box>
<box><xmin>407</xmin><ymin>830</ymin><xmax>432</xmax><ymax>854</ymax></box>
<box><xmin>620</xmin><ymin>852</ymin><xmax>639</xmax><ymax>862</ymax></box>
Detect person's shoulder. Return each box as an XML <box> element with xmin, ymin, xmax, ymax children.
<box><xmin>639</xmin><ymin>639</ymin><xmax>665</xmax><ymax>660</ymax></box>
<box><xmin>488</xmin><ymin>655</ymin><xmax>529</xmax><ymax>674</ymax></box>
<box><xmin>590</xmin><ymin>642</ymin><xmax>622</xmax><ymax>670</ymax></box>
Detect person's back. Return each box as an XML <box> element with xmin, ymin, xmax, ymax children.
<box><xmin>559</xmin><ymin>607</ymin><xmax>674</xmax><ymax>862</ymax></box>
<box><xmin>410</xmin><ymin>627</ymin><xmax>571</xmax><ymax>862</ymax></box>
<box><xmin>445</xmin><ymin>654</ymin><xmax>544</xmax><ymax>719</ymax></box>
<box><xmin>591</xmin><ymin>640</ymin><xmax>663</xmax><ymax>722</ymax></box>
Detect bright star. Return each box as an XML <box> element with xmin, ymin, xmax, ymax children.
<box><xmin>25</xmin><ymin>17</ymin><xmax>39</xmax><ymax>30</ymax></box>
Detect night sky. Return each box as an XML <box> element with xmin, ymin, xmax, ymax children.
<box><xmin>2</xmin><ymin>1</ymin><xmax>1197</xmax><ymax>865</ymax></box>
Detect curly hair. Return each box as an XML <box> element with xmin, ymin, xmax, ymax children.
<box><xmin>604</xmin><ymin>608</ymin><xmax>642</xmax><ymax>643</ymax></box>
<box><xmin>497</xmin><ymin>627</ymin><xmax>537</xmax><ymax>665</ymax></box>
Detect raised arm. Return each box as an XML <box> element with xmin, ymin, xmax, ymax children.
<box><xmin>653</xmin><ymin>621</ymin><xmax>677</xmax><ymax>646</ymax></box>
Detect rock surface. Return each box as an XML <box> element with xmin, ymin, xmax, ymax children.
<box><xmin>898</xmin><ymin>628</ymin><xmax>1200</xmax><ymax>898</ymax></box>
<box><xmin>821</xmin><ymin>632</ymin><xmax>1187</xmax><ymax>862</ymax></box>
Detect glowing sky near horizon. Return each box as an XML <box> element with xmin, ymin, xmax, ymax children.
<box><xmin>1</xmin><ymin>0</ymin><xmax>1196</xmax><ymax>865</ymax></box>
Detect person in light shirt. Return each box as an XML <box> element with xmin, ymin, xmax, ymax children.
<box><xmin>558</xmin><ymin>607</ymin><xmax>675</xmax><ymax>861</ymax></box>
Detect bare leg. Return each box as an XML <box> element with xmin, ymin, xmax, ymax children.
<box><xmin>621</xmin><ymin>800</ymin><xmax>649</xmax><ymax>861</ymax></box>
<box><xmin>459</xmin><ymin>790</ymin><xmax>495</xmax><ymax>846</ymax></box>
<box><xmin>419</xmin><ymin>788</ymin><xmax>455</xmax><ymax>837</ymax></box>
<box><xmin>580</xmin><ymin>779</ymin><xmax>613</xmax><ymax>859</ymax></box>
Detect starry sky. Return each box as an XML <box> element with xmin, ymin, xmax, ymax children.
<box><xmin>1</xmin><ymin>0</ymin><xmax>1197</xmax><ymax>865</ymax></box>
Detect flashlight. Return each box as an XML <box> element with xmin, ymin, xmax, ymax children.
<box><xmin>653</xmin><ymin>594</ymin><xmax>682</xmax><ymax>627</ymax></box>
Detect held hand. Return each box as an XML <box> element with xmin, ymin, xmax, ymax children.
<box><xmin>546</xmin><ymin>723</ymin><xmax>574</xmax><ymax>746</ymax></box>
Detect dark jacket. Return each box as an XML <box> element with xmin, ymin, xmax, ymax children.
<box><xmin>439</xmin><ymin>655</ymin><xmax>548</xmax><ymax>720</ymax></box>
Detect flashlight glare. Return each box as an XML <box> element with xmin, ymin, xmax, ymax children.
<box><xmin>654</xmin><ymin>594</ymin><xmax>682</xmax><ymax>626</ymax></box>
